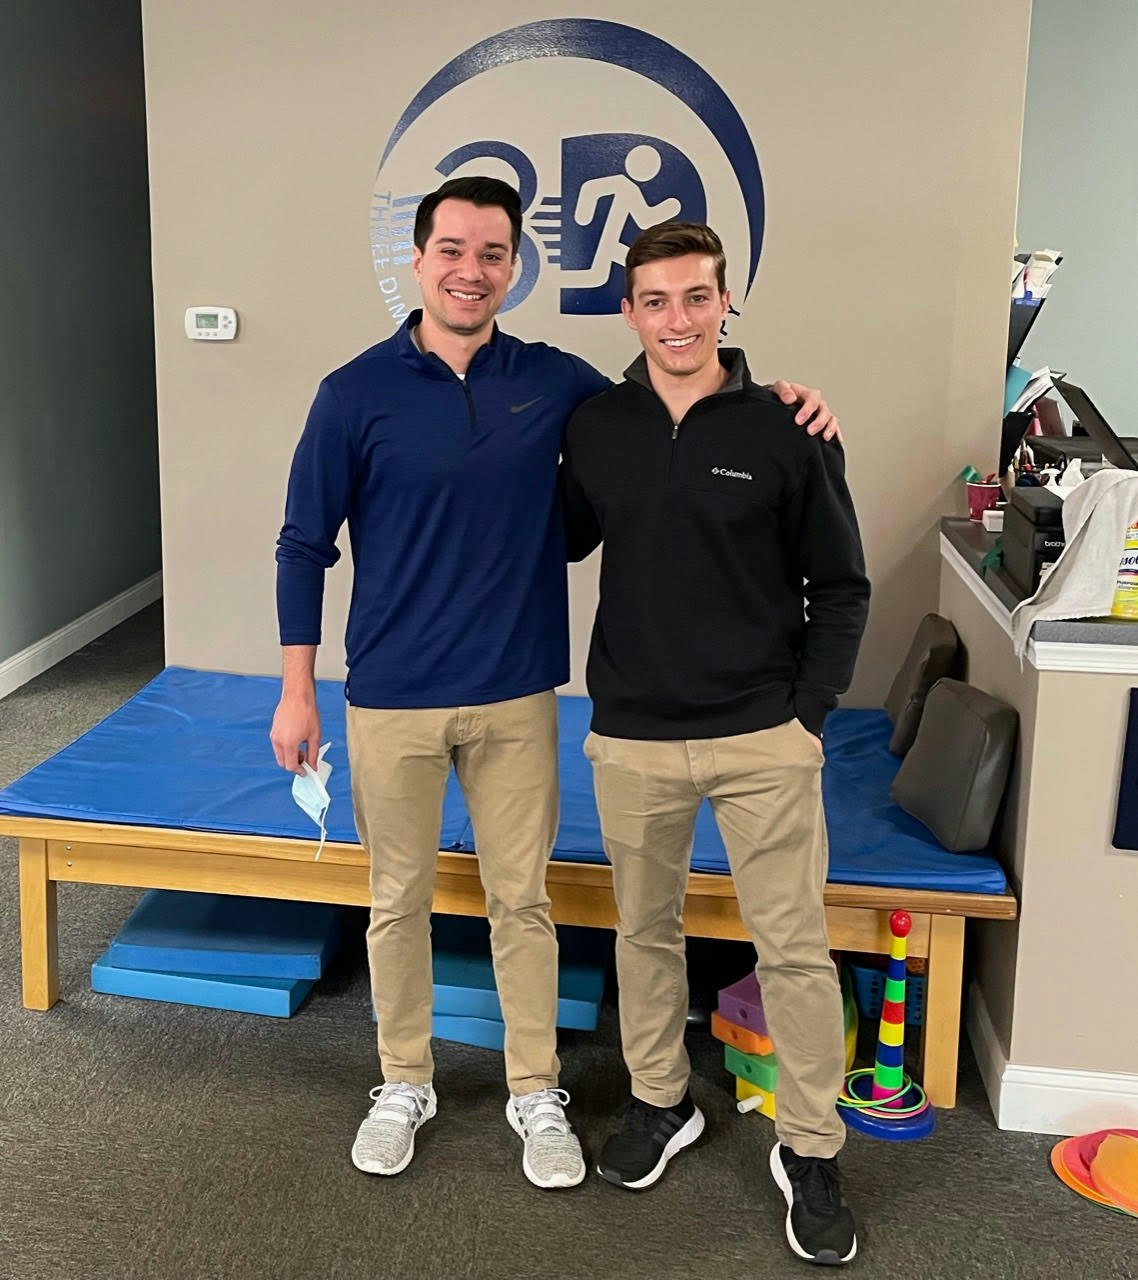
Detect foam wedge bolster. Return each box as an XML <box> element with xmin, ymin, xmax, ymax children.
<box><xmin>431</xmin><ymin>916</ymin><xmax>609</xmax><ymax>1030</ymax></box>
<box><xmin>432</xmin><ymin>1013</ymin><xmax>506</xmax><ymax>1052</ymax></box>
<box><xmin>91</xmin><ymin>951</ymin><xmax>315</xmax><ymax>1017</ymax></box>
<box><xmin>105</xmin><ymin>890</ymin><xmax>343</xmax><ymax>980</ymax></box>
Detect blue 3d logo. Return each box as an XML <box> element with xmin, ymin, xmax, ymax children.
<box><xmin>370</xmin><ymin>19</ymin><xmax>764</xmax><ymax>325</ymax></box>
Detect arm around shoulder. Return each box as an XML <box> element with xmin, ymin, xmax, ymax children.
<box><xmin>790</xmin><ymin>440</ymin><xmax>871</xmax><ymax>733</ymax></box>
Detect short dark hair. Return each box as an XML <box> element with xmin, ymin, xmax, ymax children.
<box><xmin>413</xmin><ymin>176</ymin><xmax>523</xmax><ymax>258</ymax></box>
<box><xmin>624</xmin><ymin>222</ymin><xmax>727</xmax><ymax>298</ymax></box>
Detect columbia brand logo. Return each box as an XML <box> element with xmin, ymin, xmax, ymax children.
<box><xmin>712</xmin><ymin>467</ymin><xmax>753</xmax><ymax>480</ymax></box>
<box><xmin>510</xmin><ymin>397</ymin><xmax>543</xmax><ymax>414</ymax></box>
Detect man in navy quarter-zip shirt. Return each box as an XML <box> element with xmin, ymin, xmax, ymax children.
<box><xmin>270</xmin><ymin>177</ymin><xmax>842</xmax><ymax>1193</ymax></box>
<box><xmin>560</xmin><ymin>222</ymin><xmax>869</xmax><ymax>1266</ymax></box>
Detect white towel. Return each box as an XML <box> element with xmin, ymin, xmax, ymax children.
<box><xmin>1010</xmin><ymin>469</ymin><xmax>1138</xmax><ymax>658</ymax></box>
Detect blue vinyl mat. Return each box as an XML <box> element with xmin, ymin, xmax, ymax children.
<box><xmin>105</xmin><ymin>890</ymin><xmax>343</xmax><ymax>979</ymax></box>
<box><xmin>91</xmin><ymin>951</ymin><xmax>315</xmax><ymax>1017</ymax></box>
<box><xmin>432</xmin><ymin>1013</ymin><xmax>506</xmax><ymax>1052</ymax></box>
<box><xmin>432</xmin><ymin>915</ymin><xmax>610</xmax><ymax>1029</ymax></box>
<box><xmin>0</xmin><ymin>666</ymin><xmax>1007</xmax><ymax>894</ymax></box>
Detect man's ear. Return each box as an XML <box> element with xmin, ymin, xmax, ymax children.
<box><xmin>411</xmin><ymin>245</ymin><xmax>423</xmax><ymax>283</ymax></box>
<box><xmin>621</xmin><ymin>296</ymin><xmax>638</xmax><ymax>332</ymax></box>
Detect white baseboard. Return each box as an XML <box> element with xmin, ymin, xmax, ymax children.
<box><xmin>967</xmin><ymin>982</ymin><xmax>1138</xmax><ymax>1134</ymax></box>
<box><xmin>0</xmin><ymin>572</ymin><xmax>162</xmax><ymax>701</ymax></box>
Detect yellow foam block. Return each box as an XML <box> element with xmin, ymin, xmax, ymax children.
<box><xmin>1090</xmin><ymin>1134</ymin><xmax>1138</xmax><ymax>1215</ymax></box>
<box><xmin>736</xmin><ymin>1076</ymin><xmax>777</xmax><ymax>1120</ymax></box>
<box><xmin>734</xmin><ymin>988</ymin><xmax>855</xmax><ymax>1118</ymax></box>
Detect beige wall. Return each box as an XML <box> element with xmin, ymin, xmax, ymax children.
<box><xmin>142</xmin><ymin>0</ymin><xmax>1032</xmax><ymax>700</ymax></box>
<box><xmin>941</xmin><ymin>559</ymin><xmax>1138</xmax><ymax>1077</ymax></box>
<box><xmin>1017</xmin><ymin>673</ymin><xmax>1138</xmax><ymax>1072</ymax></box>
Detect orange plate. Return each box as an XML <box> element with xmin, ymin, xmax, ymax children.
<box><xmin>1088</xmin><ymin>1133</ymin><xmax>1138</xmax><ymax>1214</ymax></box>
<box><xmin>1051</xmin><ymin>1132</ymin><xmax>1138</xmax><ymax>1217</ymax></box>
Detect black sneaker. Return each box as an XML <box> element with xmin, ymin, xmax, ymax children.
<box><xmin>596</xmin><ymin>1092</ymin><xmax>705</xmax><ymax>1190</ymax></box>
<box><xmin>769</xmin><ymin>1142</ymin><xmax>857</xmax><ymax>1265</ymax></box>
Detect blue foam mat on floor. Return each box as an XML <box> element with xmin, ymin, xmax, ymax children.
<box><xmin>432</xmin><ymin>1013</ymin><xmax>505</xmax><ymax>1051</ymax></box>
<box><xmin>432</xmin><ymin>916</ymin><xmax>610</xmax><ymax>1029</ymax></box>
<box><xmin>0</xmin><ymin>667</ymin><xmax>1008</xmax><ymax>893</ymax></box>
<box><xmin>106</xmin><ymin>890</ymin><xmax>343</xmax><ymax>979</ymax></box>
<box><xmin>91</xmin><ymin>951</ymin><xmax>315</xmax><ymax>1017</ymax></box>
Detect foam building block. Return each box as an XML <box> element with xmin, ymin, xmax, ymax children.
<box><xmin>92</xmin><ymin>951</ymin><xmax>315</xmax><ymax>1017</ymax></box>
<box><xmin>737</xmin><ymin>1076</ymin><xmax>777</xmax><ymax>1120</ymax></box>
<box><xmin>717</xmin><ymin>970</ymin><xmax>769</xmax><ymax>1037</ymax></box>
<box><xmin>711</xmin><ymin>1009</ymin><xmax>774</xmax><ymax>1057</ymax></box>
<box><xmin>431</xmin><ymin>916</ymin><xmax>610</xmax><ymax>1030</ymax></box>
<box><xmin>106</xmin><ymin>890</ymin><xmax>343</xmax><ymax>979</ymax></box>
<box><xmin>725</xmin><ymin>1043</ymin><xmax>779</xmax><ymax>1092</ymax></box>
<box><xmin>432</xmin><ymin>1013</ymin><xmax>506</xmax><ymax>1052</ymax></box>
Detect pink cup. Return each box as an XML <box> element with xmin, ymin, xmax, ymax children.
<box><xmin>966</xmin><ymin>481</ymin><xmax>1000</xmax><ymax>521</ymax></box>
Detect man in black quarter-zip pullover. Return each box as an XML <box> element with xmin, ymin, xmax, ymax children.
<box><xmin>560</xmin><ymin>222</ymin><xmax>869</xmax><ymax>1267</ymax></box>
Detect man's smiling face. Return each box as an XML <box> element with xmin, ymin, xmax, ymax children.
<box><xmin>621</xmin><ymin>253</ymin><xmax>730</xmax><ymax>381</ymax></box>
<box><xmin>412</xmin><ymin>198</ymin><xmax>516</xmax><ymax>340</ymax></box>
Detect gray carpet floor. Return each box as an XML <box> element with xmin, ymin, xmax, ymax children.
<box><xmin>0</xmin><ymin>603</ymin><xmax>1134</xmax><ymax>1280</ymax></box>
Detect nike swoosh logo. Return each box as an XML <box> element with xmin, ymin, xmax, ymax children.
<box><xmin>510</xmin><ymin>397</ymin><xmax>543</xmax><ymax>414</ymax></box>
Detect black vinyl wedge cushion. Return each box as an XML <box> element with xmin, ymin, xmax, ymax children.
<box><xmin>883</xmin><ymin>613</ymin><xmax>963</xmax><ymax>756</ymax></box>
<box><xmin>890</xmin><ymin>678</ymin><xmax>1017</xmax><ymax>852</ymax></box>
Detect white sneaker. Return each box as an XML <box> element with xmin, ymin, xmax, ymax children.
<box><xmin>351</xmin><ymin>1081</ymin><xmax>436</xmax><ymax>1175</ymax></box>
<box><xmin>506</xmin><ymin>1088</ymin><xmax>586</xmax><ymax>1189</ymax></box>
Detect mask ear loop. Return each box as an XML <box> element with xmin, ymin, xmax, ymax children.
<box><xmin>314</xmin><ymin>803</ymin><xmax>328</xmax><ymax>861</ymax></box>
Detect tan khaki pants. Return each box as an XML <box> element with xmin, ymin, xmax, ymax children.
<box><xmin>347</xmin><ymin>691</ymin><xmax>560</xmax><ymax>1095</ymax></box>
<box><xmin>585</xmin><ymin>719</ymin><xmax>846</xmax><ymax>1158</ymax></box>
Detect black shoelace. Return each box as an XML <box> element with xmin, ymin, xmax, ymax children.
<box><xmin>620</xmin><ymin>1098</ymin><xmax>664</xmax><ymax>1132</ymax></box>
<box><xmin>789</xmin><ymin>1155</ymin><xmax>842</xmax><ymax>1216</ymax></box>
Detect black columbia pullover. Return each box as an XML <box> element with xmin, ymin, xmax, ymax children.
<box><xmin>560</xmin><ymin>349</ymin><xmax>870</xmax><ymax>740</ymax></box>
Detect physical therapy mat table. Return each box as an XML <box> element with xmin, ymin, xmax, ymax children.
<box><xmin>0</xmin><ymin>667</ymin><xmax>1017</xmax><ymax>1107</ymax></box>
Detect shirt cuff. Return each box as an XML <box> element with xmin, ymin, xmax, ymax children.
<box><xmin>793</xmin><ymin>691</ymin><xmax>833</xmax><ymax>738</ymax></box>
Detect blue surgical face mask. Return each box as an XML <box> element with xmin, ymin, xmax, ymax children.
<box><xmin>292</xmin><ymin>742</ymin><xmax>332</xmax><ymax>860</ymax></box>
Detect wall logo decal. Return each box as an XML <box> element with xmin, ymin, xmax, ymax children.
<box><xmin>371</xmin><ymin>18</ymin><xmax>764</xmax><ymax>333</ymax></box>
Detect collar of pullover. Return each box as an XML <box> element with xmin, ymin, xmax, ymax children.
<box><xmin>622</xmin><ymin>346</ymin><xmax>750</xmax><ymax>397</ymax></box>
<box><xmin>395</xmin><ymin>308</ymin><xmax>502</xmax><ymax>380</ymax></box>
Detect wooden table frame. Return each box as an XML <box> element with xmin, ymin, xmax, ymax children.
<box><xmin>10</xmin><ymin>816</ymin><xmax>1018</xmax><ymax>1109</ymax></box>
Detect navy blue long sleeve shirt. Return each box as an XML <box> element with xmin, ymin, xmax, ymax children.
<box><xmin>276</xmin><ymin>312</ymin><xmax>609</xmax><ymax>707</ymax></box>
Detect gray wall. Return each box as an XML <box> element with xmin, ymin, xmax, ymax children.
<box><xmin>1017</xmin><ymin>0</ymin><xmax>1138</xmax><ymax>428</ymax></box>
<box><xmin>0</xmin><ymin>2</ymin><xmax>160</xmax><ymax>665</ymax></box>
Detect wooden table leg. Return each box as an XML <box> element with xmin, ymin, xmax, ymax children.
<box><xmin>919</xmin><ymin>913</ymin><xmax>965</xmax><ymax>1108</ymax></box>
<box><xmin>19</xmin><ymin>837</ymin><xmax>59</xmax><ymax>1009</ymax></box>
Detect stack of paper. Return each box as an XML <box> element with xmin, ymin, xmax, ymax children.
<box><xmin>1012</xmin><ymin>249</ymin><xmax>1062</xmax><ymax>301</ymax></box>
<box><xmin>1004</xmin><ymin>364</ymin><xmax>1060</xmax><ymax>417</ymax></box>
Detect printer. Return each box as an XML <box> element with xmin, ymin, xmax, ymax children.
<box><xmin>1002</xmin><ymin>486</ymin><xmax>1065</xmax><ymax>597</ymax></box>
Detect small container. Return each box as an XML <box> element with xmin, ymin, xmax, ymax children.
<box><xmin>1112</xmin><ymin>522</ymin><xmax>1138</xmax><ymax>619</ymax></box>
<box><xmin>966</xmin><ymin>481</ymin><xmax>1001</xmax><ymax>521</ymax></box>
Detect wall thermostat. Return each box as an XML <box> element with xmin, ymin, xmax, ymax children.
<box><xmin>185</xmin><ymin>306</ymin><xmax>237</xmax><ymax>340</ymax></box>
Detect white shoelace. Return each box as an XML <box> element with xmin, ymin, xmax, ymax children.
<box><xmin>367</xmin><ymin>1082</ymin><xmax>430</xmax><ymax>1126</ymax></box>
<box><xmin>514</xmin><ymin>1087</ymin><xmax>573</xmax><ymax>1136</ymax></box>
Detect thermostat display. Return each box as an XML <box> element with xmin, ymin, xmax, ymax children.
<box><xmin>185</xmin><ymin>306</ymin><xmax>237</xmax><ymax>340</ymax></box>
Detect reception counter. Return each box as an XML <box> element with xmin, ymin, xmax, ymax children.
<box><xmin>939</xmin><ymin>518</ymin><xmax>1138</xmax><ymax>1133</ymax></box>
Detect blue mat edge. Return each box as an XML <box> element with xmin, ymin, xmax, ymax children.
<box><xmin>91</xmin><ymin>951</ymin><xmax>315</xmax><ymax>1017</ymax></box>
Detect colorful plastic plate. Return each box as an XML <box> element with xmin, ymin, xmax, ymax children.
<box><xmin>1050</xmin><ymin>1130</ymin><xmax>1138</xmax><ymax>1217</ymax></box>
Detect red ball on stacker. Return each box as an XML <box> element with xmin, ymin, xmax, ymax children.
<box><xmin>890</xmin><ymin>910</ymin><xmax>912</xmax><ymax>937</ymax></box>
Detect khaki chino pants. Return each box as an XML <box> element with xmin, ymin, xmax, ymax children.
<box><xmin>585</xmin><ymin>718</ymin><xmax>846</xmax><ymax>1158</ymax></box>
<box><xmin>347</xmin><ymin>691</ymin><xmax>560</xmax><ymax>1096</ymax></box>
